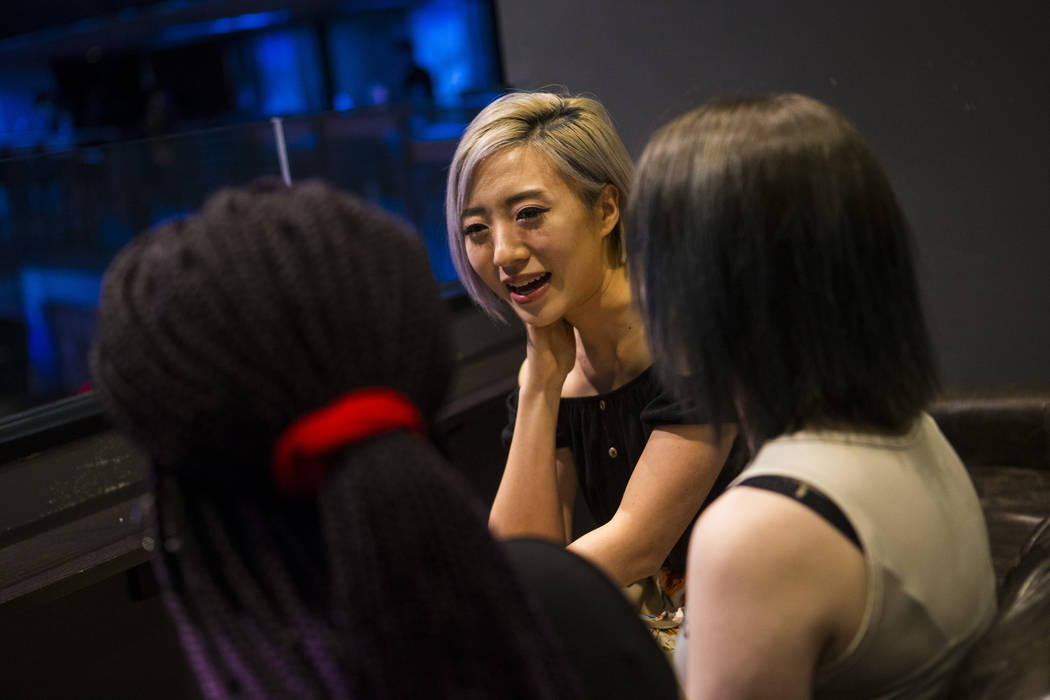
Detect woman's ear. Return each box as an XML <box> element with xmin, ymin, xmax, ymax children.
<box><xmin>596</xmin><ymin>184</ymin><xmax>621</xmax><ymax>238</ymax></box>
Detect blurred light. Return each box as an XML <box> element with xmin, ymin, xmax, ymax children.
<box><xmin>333</xmin><ymin>92</ymin><xmax>354</xmax><ymax>111</ymax></box>
<box><xmin>410</xmin><ymin>0</ymin><xmax>476</xmax><ymax>106</ymax></box>
<box><xmin>252</xmin><ymin>27</ymin><xmax>324</xmax><ymax>117</ymax></box>
<box><xmin>157</xmin><ymin>10</ymin><xmax>291</xmax><ymax>46</ymax></box>
<box><xmin>415</xmin><ymin>120</ymin><xmax>467</xmax><ymax>141</ymax></box>
<box><xmin>150</xmin><ymin>208</ymin><xmax>190</xmax><ymax>227</ymax></box>
<box><xmin>257</xmin><ymin>32</ymin><xmax>304</xmax><ymax>115</ymax></box>
<box><xmin>19</xmin><ymin>267</ymin><xmax>101</xmax><ymax>387</ymax></box>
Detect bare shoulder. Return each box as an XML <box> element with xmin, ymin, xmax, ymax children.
<box><xmin>687</xmin><ymin>485</ymin><xmax>868</xmax><ymax>666</ymax></box>
<box><xmin>690</xmin><ymin>486</ymin><xmax>863</xmax><ymax>584</ymax></box>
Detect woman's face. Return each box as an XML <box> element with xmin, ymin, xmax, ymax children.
<box><xmin>460</xmin><ymin>146</ymin><xmax>618</xmax><ymax>327</ymax></box>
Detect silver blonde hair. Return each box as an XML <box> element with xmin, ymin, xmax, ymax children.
<box><xmin>445</xmin><ymin>91</ymin><xmax>633</xmax><ymax>318</ymax></box>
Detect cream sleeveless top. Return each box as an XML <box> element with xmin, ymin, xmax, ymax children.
<box><xmin>730</xmin><ymin>413</ymin><xmax>996</xmax><ymax>698</ymax></box>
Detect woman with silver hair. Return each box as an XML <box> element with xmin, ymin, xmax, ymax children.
<box><xmin>446</xmin><ymin>92</ymin><xmax>741</xmax><ymax>646</ymax></box>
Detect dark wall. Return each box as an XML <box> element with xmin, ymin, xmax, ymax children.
<box><xmin>495</xmin><ymin>0</ymin><xmax>1050</xmax><ymax>391</ymax></box>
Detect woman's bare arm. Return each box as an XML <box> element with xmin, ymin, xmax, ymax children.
<box><xmin>489</xmin><ymin>321</ymin><xmax>577</xmax><ymax>541</ymax></box>
<box><xmin>569</xmin><ymin>423</ymin><xmax>736</xmax><ymax>586</ymax></box>
<box><xmin>683</xmin><ymin>487</ymin><xmax>868</xmax><ymax>699</ymax></box>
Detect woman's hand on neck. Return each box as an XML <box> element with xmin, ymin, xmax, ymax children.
<box><xmin>521</xmin><ymin>319</ymin><xmax>577</xmax><ymax>395</ymax></box>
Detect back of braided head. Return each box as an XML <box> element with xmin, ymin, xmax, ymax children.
<box><xmin>91</xmin><ymin>178</ymin><xmax>450</xmax><ymax>491</ymax></box>
<box><xmin>90</xmin><ymin>180</ymin><xmax>584</xmax><ymax>699</ymax></box>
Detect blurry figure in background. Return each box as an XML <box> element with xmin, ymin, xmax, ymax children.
<box><xmin>12</xmin><ymin>91</ymin><xmax>74</xmax><ymax>153</ymax></box>
<box><xmin>140</xmin><ymin>89</ymin><xmax>176</xmax><ymax>140</ymax></box>
<box><xmin>90</xmin><ymin>179</ymin><xmax>676</xmax><ymax>699</ymax></box>
<box><xmin>139</xmin><ymin>88</ymin><xmax>178</xmax><ymax>169</ymax></box>
<box><xmin>6</xmin><ymin>91</ymin><xmax>73</xmax><ymax>256</ymax></box>
<box><xmin>446</xmin><ymin>91</ymin><xmax>742</xmax><ymax>653</ymax></box>
<box><xmin>367</xmin><ymin>40</ymin><xmax>433</xmax><ymax>112</ymax></box>
<box><xmin>629</xmin><ymin>93</ymin><xmax>997</xmax><ymax>698</ymax></box>
<box><xmin>949</xmin><ymin>515</ymin><xmax>1050</xmax><ymax>699</ymax></box>
<box><xmin>394</xmin><ymin>38</ymin><xmax>434</xmax><ymax>111</ymax></box>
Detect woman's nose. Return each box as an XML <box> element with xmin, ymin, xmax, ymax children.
<box><xmin>491</xmin><ymin>225</ymin><xmax>529</xmax><ymax>269</ymax></box>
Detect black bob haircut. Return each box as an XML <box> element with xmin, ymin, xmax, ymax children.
<box><xmin>627</xmin><ymin>94</ymin><xmax>938</xmax><ymax>449</ymax></box>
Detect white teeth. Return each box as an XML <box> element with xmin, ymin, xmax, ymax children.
<box><xmin>507</xmin><ymin>274</ymin><xmax>547</xmax><ymax>290</ymax></box>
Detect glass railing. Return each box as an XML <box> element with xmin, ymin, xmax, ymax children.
<box><xmin>0</xmin><ymin>104</ymin><xmax>479</xmax><ymax>419</ymax></box>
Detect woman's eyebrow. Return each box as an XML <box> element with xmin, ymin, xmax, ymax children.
<box><xmin>462</xmin><ymin>188</ymin><xmax>548</xmax><ymax>219</ymax></box>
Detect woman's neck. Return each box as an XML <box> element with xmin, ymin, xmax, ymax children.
<box><xmin>563</xmin><ymin>266</ymin><xmax>650</xmax><ymax>393</ymax></box>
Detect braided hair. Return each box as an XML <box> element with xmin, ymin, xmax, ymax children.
<box><xmin>90</xmin><ymin>179</ymin><xmax>585</xmax><ymax>699</ymax></box>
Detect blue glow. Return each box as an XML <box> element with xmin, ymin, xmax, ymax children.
<box><xmin>157</xmin><ymin>10</ymin><xmax>291</xmax><ymax>45</ymax></box>
<box><xmin>255</xmin><ymin>29</ymin><xmax>324</xmax><ymax>116</ymax></box>
<box><xmin>211</xmin><ymin>17</ymin><xmax>236</xmax><ymax>34</ymax></box>
<box><xmin>150</xmin><ymin>207</ymin><xmax>191</xmax><ymax>227</ymax></box>
<box><xmin>288</xmin><ymin>132</ymin><xmax>318</xmax><ymax>151</ymax></box>
<box><xmin>410</xmin><ymin>0</ymin><xmax>478</xmax><ymax>107</ymax></box>
<box><xmin>333</xmin><ymin>92</ymin><xmax>354</xmax><ymax>111</ymax></box>
<box><xmin>414</xmin><ymin>120</ymin><xmax>467</xmax><ymax>141</ymax></box>
<box><xmin>257</xmin><ymin>33</ymin><xmax>304</xmax><ymax>115</ymax></box>
<box><xmin>0</xmin><ymin>90</ymin><xmax>38</xmax><ymax>150</ymax></box>
<box><xmin>19</xmin><ymin>266</ymin><xmax>102</xmax><ymax>389</ymax></box>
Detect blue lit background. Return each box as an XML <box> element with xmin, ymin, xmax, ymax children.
<box><xmin>0</xmin><ymin>0</ymin><xmax>504</xmax><ymax>414</ymax></box>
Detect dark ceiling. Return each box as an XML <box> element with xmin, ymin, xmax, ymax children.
<box><xmin>0</xmin><ymin>0</ymin><xmax>355</xmax><ymax>60</ymax></box>
<box><xmin>0</xmin><ymin>1</ymin><xmax>426</xmax><ymax>63</ymax></box>
<box><xmin>0</xmin><ymin>0</ymin><xmax>163</xmax><ymax>40</ymax></box>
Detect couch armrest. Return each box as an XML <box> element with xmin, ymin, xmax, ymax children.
<box><xmin>931</xmin><ymin>394</ymin><xmax>1050</xmax><ymax>471</ymax></box>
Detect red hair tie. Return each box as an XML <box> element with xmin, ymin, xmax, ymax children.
<box><xmin>272</xmin><ymin>387</ymin><xmax>425</xmax><ymax>497</ymax></box>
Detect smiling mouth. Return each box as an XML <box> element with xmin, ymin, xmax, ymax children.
<box><xmin>506</xmin><ymin>273</ymin><xmax>551</xmax><ymax>295</ymax></box>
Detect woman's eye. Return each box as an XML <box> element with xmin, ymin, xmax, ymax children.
<box><xmin>463</xmin><ymin>223</ymin><xmax>487</xmax><ymax>238</ymax></box>
<box><xmin>516</xmin><ymin>207</ymin><xmax>547</xmax><ymax>222</ymax></box>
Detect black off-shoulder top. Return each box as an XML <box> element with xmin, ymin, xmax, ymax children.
<box><xmin>502</xmin><ymin>367</ymin><xmax>744</xmax><ymax>576</ymax></box>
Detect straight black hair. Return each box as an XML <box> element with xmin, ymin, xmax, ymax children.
<box><xmin>628</xmin><ymin>94</ymin><xmax>939</xmax><ymax>448</ymax></box>
<box><xmin>91</xmin><ymin>179</ymin><xmax>585</xmax><ymax>699</ymax></box>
